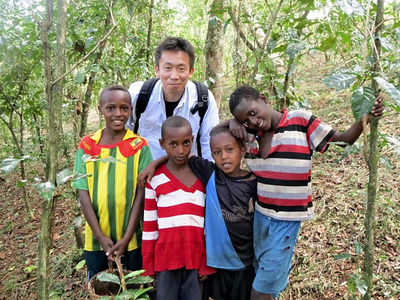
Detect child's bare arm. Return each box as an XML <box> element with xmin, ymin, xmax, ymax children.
<box><xmin>79</xmin><ymin>189</ymin><xmax>114</xmax><ymax>253</ymax></box>
<box><xmin>108</xmin><ymin>186</ymin><xmax>145</xmax><ymax>259</ymax></box>
<box><xmin>214</xmin><ymin>119</ymin><xmax>249</xmax><ymax>141</ymax></box>
<box><xmin>332</xmin><ymin>96</ymin><xmax>384</xmax><ymax>145</ymax></box>
<box><xmin>137</xmin><ymin>156</ymin><xmax>168</xmax><ymax>186</ymax></box>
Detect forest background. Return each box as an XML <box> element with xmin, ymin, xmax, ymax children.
<box><xmin>0</xmin><ymin>0</ymin><xmax>399</xmax><ymax>299</ymax></box>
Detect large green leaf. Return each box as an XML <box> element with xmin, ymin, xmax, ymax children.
<box><xmin>318</xmin><ymin>36</ymin><xmax>336</xmax><ymax>51</ymax></box>
<box><xmin>1</xmin><ymin>155</ymin><xmax>29</xmax><ymax>174</ymax></box>
<box><xmin>35</xmin><ymin>181</ymin><xmax>56</xmax><ymax>201</ymax></box>
<box><xmin>56</xmin><ymin>168</ymin><xmax>75</xmax><ymax>186</ymax></box>
<box><xmin>286</xmin><ymin>41</ymin><xmax>306</xmax><ymax>59</ymax></box>
<box><xmin>125</xmin><ymin>276</ymin><xmax>154</xmax><ymax>285</ymax></box>
<box><xmin>381</xmin><ymin>134</ymin><xmax>400</xmax><ymax>154</ymax></box>
<box><xmin>123</xmin><ymin>270</ymin><xmax>146</xmax><ymax>280</ymax></box>
<box><xmin>82</xmin><ymin>154</ymin><xmax>125</xmax><ymax>164</ymax></box>
<box><xmin>97</xmin><ymin>272</ymin><xmax>121</xmax><ymax>285</ymax></box>
<box><xmin>334</xmin><ymin>253</ymin><xmax>354</xmax><ymax>260</ymax></box>
<box><xmin>374</xmin><ymin>77</ymin><xmax>400</xmax><ymax>106</ymax></box>
<box><xmin>133</xmin><ymin>287</ymin><xmax>153</xmax><ymax>299</ymax></box>
<box><xmin>351</xmin><ymin>86</ymin><xmax>375</xmax><ymax>121</ymax></box>
<box><xmin>322</xmin><ymin>70</ymin><xmax>356</xmax><ymax>91</ymax></box>
<box><xmin>337</xmin><ymin>0</ymin><xmax>364</xmax><ymax>16</ymax></box>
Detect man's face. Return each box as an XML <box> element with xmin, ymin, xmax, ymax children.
<box><xmin>155</xmin><ymin>50</ymin><xmax>194</xmax><ymax>99</ymax></box>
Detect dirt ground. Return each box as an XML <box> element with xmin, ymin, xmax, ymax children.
<box><xmin>0</xmin><ymin>56</ymin><xmax>399</xmax><ymax>299</ymax></box>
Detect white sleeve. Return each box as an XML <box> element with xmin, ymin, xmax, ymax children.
<box><xmin>126</xmin><ymin>81</ymin><xmax>144</xmax><ymax>131</ymax></box>
<box><xmin>199</xmin><ymin>89</ymin><xmax>220</xmax><ymax>161</ymax></box>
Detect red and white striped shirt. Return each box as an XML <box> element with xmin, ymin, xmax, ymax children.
<box><xmin>142</xmin><ymin>164</ymin><xmax>214</xmax><ymax>276</ymax></box>
<box><xmin>246</xmin><ymin>109</ymin><xmax>336</xmax><ymax>221</ymax></box>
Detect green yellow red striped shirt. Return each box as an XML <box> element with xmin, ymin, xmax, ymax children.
<box><xmin>73</xmin><ymin>129</ymin><xmax>153</xmax><ymax>251</ymax></box>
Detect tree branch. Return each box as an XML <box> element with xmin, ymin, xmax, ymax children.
<box><xmin>50</xmin><ymin>5</ymin><xmax>117</xmax><ymax>87</ymax></box>
<box><xmin>249</xmin><ymin>0</ymin><xmax>284</xmax><ymax>85</ymax></box>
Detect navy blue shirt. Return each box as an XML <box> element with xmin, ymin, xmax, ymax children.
<box><xmin>189</xmin><ymin>156</ymin><xmax>257</xmax><ymax>267</ymax></box>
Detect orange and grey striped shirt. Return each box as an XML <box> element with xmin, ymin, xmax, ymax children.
<box><xmin>73</xmin><ymin>129</ymin><xmax>153</xmax><ymax>251</ymax></box>
<box><xmin>246</xmin><ymin>109</ymin><xmax>335</xmax><ymax>221</ymax></box>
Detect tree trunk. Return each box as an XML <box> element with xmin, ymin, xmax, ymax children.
<box><xmin>79</xmin><ymin>9</ymin><xmax>113</xmax><ymax>138</ymax></box>
<box><xmin>205</xmin><ymin>0</ymin><xmax>225</xmax><ymax>109</ymax></box>
<box><xmin>363</xmin><ymin>1</ymin><xmax>384</xmax><ymax>299</ymax></box>
<box><xmin>37</xmin><ymin>0</ymin><xmax>67</xmax><ymax>298</ymax></box>
<box><xmin>248</xmin><ymin>0</ymin><xmax>284</xmax><ymax>86</ymax></box>
<box><xmin>230</xmin><ymin>4</ymin><xmax>245</xmax><ymax>86</ymax></box>
<box><xmin>146</xmin><ymin>0</ymin><xmax>154</xmax><ymax>65</ymax></box>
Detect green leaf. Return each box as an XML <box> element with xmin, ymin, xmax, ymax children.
<box><xmin>97</xmin><ymin>272</ymin><xmax>121</xmax><ymax>285</ymax></box>
<box><xmin>133</xmin><ymin>287</ymin><xmax>153</xmax><ymax>298</ymax></box>
<box><xmin>355</xmin><ymin>277</ymin><xmax>367</xmax><ymax>295</ymax></box>
<box><xmin>125</xmin><ymin>276</ymin><xmax>154</xmax><ymax>285</ymax></box>
<box><xmin>334</xmin><ymin>253</ymin><xmax>353</xmax><ymax>260</ymax></box>
<box><xmin>85</xmin><ymin>36</ymin><xmax>94</xmax><ymax>49</ymax></box>
<box><xmin>354</xmin><ymin>241</ymin><xmax>363</xmax><ymax>255</ymax></box>
<box><xmin>56</xmin><ymin>168</ymin><xmax>75</xmax><ymax>186</ymax></box>
<box><xmin>347</xmin><ymin>274</ymin><xmax>357</xmax><ymax>294</ymax></box>
<box><xmin>379</xmin><ymin>37</ymin><xmax>394</xmax><ymax>52</ymax></box>
<box><xmin>1</xmin><ymin>155</ymin><xmax>29</xmax><ymax>174</ymax></box>
<box><xmin>318</xmin><ymin>36</ymin><xmax>336</xmax><ymax>51</ymax></box>
<box><xmin>114</xmin><ymin>290</ymin><xmax>136</xmax><ymax>300</ymax></box>
<box><xmin>75</xmin><ymin>259</ymin><xmax>86</xmax><ymax>270</ymax></box>
<box><xmin>123</xmin><ymin>269</ymin><xmax>146</xmax><ymax>280</ymax></box>
<box><xmin>82</xmin><ymin>154</ymin><xmax>125</xmax><ymax>165</ymax></box>
<box><xmin>351</xmin><ymin>87</ymin><xmax>375</xmax><ymax>121</ymax></box>
<box><xmin>338</xmin><ymin>144</ymin><xmax>361</xmax><ymax>161</ymax></box>
<box><xmin>322</xmin><ymin>70</ymin><xmax>356</xmax><ymax>91</ymax></box>
<box><xmin>337</xmin><ymin>0</ymin><xmax>364</xmax><ymax>16</ymax></box>
<box><xmin>35</xmin><ymin>181</ymin><xmax>56</xmax><ymax>201</ymax></box>
<box><xmin>75</xmin><ymin>70</ymin><xmax>85</xmax><ymax>84</ymax></box>
<box><xmin>380</xmin><ymin>156</ymin><xmax>393</xmax><ymax>170</ymax></box>
<box><xmin>286</xmin><ymin>41</ymin><xmax>306</xmax><ymax>59</ymax></box>
<box><xmin>17</xmin><ymin>180</ymin><xmax>28</xmax><ymax>187</ymax></box>
<box><xmin>374</xmin><ymin>77</ymin><xmax>400</xmax><ymax>106</ymax></box>
<box><xmin>382</xmin><ymin>134</ymin><xmax>400</xmax><ymax>154</ymax></box>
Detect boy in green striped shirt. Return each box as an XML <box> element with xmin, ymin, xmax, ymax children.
<box><xmin>73</xmin><ymin>85</ymin><xmax>153</xmax><ymax>283</ymax></box>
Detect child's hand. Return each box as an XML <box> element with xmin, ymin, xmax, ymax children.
<box><xmin>108</xmin><ymin>238</ymin><xmax>129</xmax><ymax>261</ymax></box>
<box><xmin>137</xmin><ymin>165</ymin><xmax>156</xmax><ymax>186</ymax></box>
<box><xmin>229</xmin><ymin>118</ymin><xmax>248</xmax><ymax>142</ymax></box>
<box><xmin>198</xmin><ymin>275</ymin><xmax>208</xmax><ymax>282</ymax></box>
<box><xmin>371</xmin><ymin>95</ymin><xmax>384</xmax><ymax>117</ymax></box>
<box><xmin>98</xmin><ymin>235</ymin><xmax>114</xmax><ymax>257</ymax></box>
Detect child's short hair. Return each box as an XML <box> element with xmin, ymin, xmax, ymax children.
<box><xmin>229</xmin><ymin>86</ymin><xmax>260</xmax><ymax>114</ymax></box>
<box><xmin>155</xmin><ymin>37</ymin><xmax>196</xmax><ymax>69</ymax></box>
<box><xmin>161</xmin><ymin>116</ymin><xmax>192</xmax><ymax>139</ymax></box>
<box><xmin>210</xmin><ymin>126</ymin><xmax>245</xmax><ymax>149</ymax></box>
<box><xmin>99</xmin><ymin>85</ymin><xmax>131</xmax><ymax>104</ymax></box>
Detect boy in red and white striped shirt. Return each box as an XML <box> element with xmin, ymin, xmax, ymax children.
<box><xmin>142</xmin><ymin>116</ymin><xmax>214</xmax><ymax>300</ymax></box>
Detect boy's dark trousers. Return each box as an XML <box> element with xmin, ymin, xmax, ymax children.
<box><xmin>84</xmin><ymin>248</ymin><xmax>142</xmax><ymax>281</ymax></box>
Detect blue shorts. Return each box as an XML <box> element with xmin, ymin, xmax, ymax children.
<box><xmin>252</xmin><ymin>210</ymin><xmax>301</xmax><ymax>298</ymax></box>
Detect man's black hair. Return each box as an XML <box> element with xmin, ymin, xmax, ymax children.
<box><xmin>99</xmin><ymin>84</ymin><xmax>131</xmax><ymax>104</ymax></box>
<box><xmin>229</xmin><ymin>86</ymin><xmax>260</xmax><ymax>114</ymax></box>
<box><xmin>155</xmin><ymin>37</ymin><xmax>196</xmax><ymax>70</ymax></box>
<box><xmin>161</xmin><ymin>116</ymin><xmax>192</xmax><ymax>139</ymax></box>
